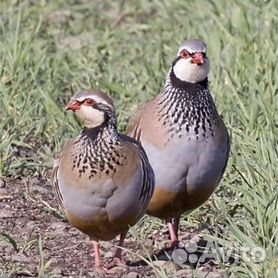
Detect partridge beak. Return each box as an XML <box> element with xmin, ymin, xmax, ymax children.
<box><xmin>191</xmin><ymin>52</ymin><xmax>205</xmax><ymax>65</ymax></box>
<box><xmin>65</xmin><ymin>100</ymin><xmax>80</xmax><ymax>112</ymax></box>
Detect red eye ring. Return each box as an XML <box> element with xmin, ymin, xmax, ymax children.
<box><xmin>84</xmin><ymin>99</ymin><xmax>95</xmax><ymax>106</ymax></box>
<box><xmin>180</xmin><ymin>49</ymin><xmax>190</xmax><ymax>59</ymax></box>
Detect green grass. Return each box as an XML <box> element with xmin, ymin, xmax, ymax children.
<box><xmin>0</xmin><ymin>0</ymin><xmax>277</xmax><ymax>277</ymax></box>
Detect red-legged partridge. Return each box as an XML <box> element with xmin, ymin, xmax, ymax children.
<box><xmin>127</xmin><ymin>39</ymin><xmax>230</xmax><ymax>246</ymax></box>
<box><xmin>53</xmin><ymin>89</ymin><xmax>154</xmax><ymax>271</ymax></box>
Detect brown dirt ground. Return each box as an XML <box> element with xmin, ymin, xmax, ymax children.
<box><xmin>0</xmin><ymin>175</ymin><xmax>227</xmax><ymax>277</ymax></box>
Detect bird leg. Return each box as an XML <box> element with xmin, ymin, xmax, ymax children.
<box><xmin>93</xmin><ymin>241</ymin><xmax>101</xmax><ymax>267</ymax></box>
<box><xmin>114</xmin><ymin>230</ymin><xmax>127</xmax><ymax>262</ymax></box>
<box><xmin>93</xmin><ymin>241</ymin><xmax>108</xmax><ymax>273</ymax></box>
<box><xmin>173</xmin><ymin>217</ymin><xmax>180</xmax><ymax>239</ymax></box>
<box><xmin>106</xmin><ymin>231</ymin><xmax>127</xmax><ymax>269</ymax></box>
<box><xmin>167</xmin><ymin>217</ymin><xmax>179</xmax><ymax>247</ymax></box>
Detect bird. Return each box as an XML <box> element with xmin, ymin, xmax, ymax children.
<box><xmin>52</xmin><ymin>89</ymin><xmax>154</xmax><ymax>272</ymax></box>
<box><xmin>127</xmin><ymin>39</ymin><xmax>230</xmax><ymax>246</ymax></box>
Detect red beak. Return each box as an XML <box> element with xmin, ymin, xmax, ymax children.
<box><xmin>191</xmin><ymin>52</ymin><xmax>205</xmax><ymax>65</ymax></box>
<box><xmin>65</xmin><ymin>101</ymin><xmax>80</xmax><ymax>112</ymax></box>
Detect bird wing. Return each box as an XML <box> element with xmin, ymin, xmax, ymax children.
<box><xmin>120</xmin><ymin>135</ymin><xmax>155</xmax><ymax>213</ymax></box>
<box><xmin>126</xmin><ymin>102</ymin><xmax>149</xmax><ymax>143</ymax></box>
<box><xmin>52</xmin><ymin>141</ymin><xmax>75</xmax><ymax>217</ymax></box>
<box><xmin>218</xmin><ymin>129</ymin><xmax>231</xmax><ymax>182</ymax></box>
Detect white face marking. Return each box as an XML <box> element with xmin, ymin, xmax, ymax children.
<box><xmin>173</xmin><ymin>56</ymin><xmax>210</xmax><ymax>83</ymax></box>
<box><xmin>74</xmin><ymin>102</ymin><xmax>105</xmax><ymax>128</ymax></box>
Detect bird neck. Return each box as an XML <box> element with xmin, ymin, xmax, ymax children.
<box><xmin>156</xmin><ymin>71</ymin><xmax>219</xmax><ymax>139</ymax></box>
<box><xmin>160</xmin><ymin>66</ymin><xmax>213</xmax><ymax>103</ymax></box>
<box><xmin>82</xmin><ymin>118</ymin><xmax>119</xmax><ymax>142</ymax></box>
<box><xmin>160</xmin><ymin>71</ymin><xmax>214</xmax><ymax>108</ymax></box>
<box><xmin>72</xmin><ymin>119</ymin><xmax>122</xmax><ymax>179</ymax></box>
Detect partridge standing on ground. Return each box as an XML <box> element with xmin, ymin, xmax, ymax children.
<box><xmin>127</xmin><ymin>39</ymin><xmax>230</xmax><ymax>245</ymax></box>
<box><xmin>53</xmin><ymin>89</ymin><xmax>154</xmax><ymax>271</ymax></box>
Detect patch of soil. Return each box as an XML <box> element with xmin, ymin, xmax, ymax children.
<box><xmin>0</xmin><ymin>176</ymin><xmax>226</xmax><ymax>277</ymax></box>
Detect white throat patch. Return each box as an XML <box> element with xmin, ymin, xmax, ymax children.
<box><xmin>173</xmin><ymin>58</ymin><xmax>210</xmax><ymax>83</ymax></box>
<box><xmin>75</xmin><ymin>105</ymin><xmax>105</xmax><ymax>128</ymax></box>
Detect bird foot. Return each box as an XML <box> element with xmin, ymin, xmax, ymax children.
<box><xmin>106</xmin><ymin>257</ymin><xmax>125</xmax><ymax>268</ymax></box>
<box><xmin>94</xmin><ymin>265</ymin><xmax>109</xmax><ymax>275</ymax></box>
<box><xmin>165</xmin><ymin>240</ymin><xmax>180</xmax><ymax>250</ymax></box>
<box><xmin>105</xmin><ymin>257</ymin><xmax>126</xmax><ymax>269</ymax></box>
<box><xmin>95</xmin><ymin>264</ymin><xmax>125</xmax><ymax>275</ymax></box>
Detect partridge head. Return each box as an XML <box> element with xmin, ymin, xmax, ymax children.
<box><xmin>172</xmin><ymin>39</ymin><xmax>210</xmax><ymax>83</ymax></box>
<box><xmin>65</xmin><ymin>89</ymin><xmax>115</xmax><ymax>128</ymax></box>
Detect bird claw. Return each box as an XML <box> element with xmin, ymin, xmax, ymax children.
<box><xmin>165</xmin><ymin>240</ymin><xmax>180</xmax><ymax>250</ymax></box>
<box><xmin>105</xmin><ymin>257</ymin><xmax>126</xmax><ymax>269</ymax></box>
<box><xmin>94</xmin><ymin>265</ymin><xmax>109</xmax><ymax>275</ymax></box>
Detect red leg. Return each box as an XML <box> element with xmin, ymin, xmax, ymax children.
<box><xmin>93</xmin><ymin>241</ymin><xmax>108</xmax><ymax>273</ymax></box>
<box><xmin>93</xmin><ymin>241</ymin><xmax>101</xmax><ymax>267</ymax></box>
<box><xmin>167</xmin><ymin>218</ymin><xmax>179</xmax><ymax>247</ymax></box>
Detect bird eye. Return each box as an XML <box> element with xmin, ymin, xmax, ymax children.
<box><xmin>84</xmin><ymin>99</ymin><xmax>95</xmax><ymax>106</ymax></box>
<box><xmin>180</xmin><ymin>49</ymin><xmax>190</xmax><ymax>58</ymax></box>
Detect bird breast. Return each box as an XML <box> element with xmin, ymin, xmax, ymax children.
<box><xmin>57</xmin><ymin>137</ymin><xmax>146</xmax><ymax>226</ymax></box>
